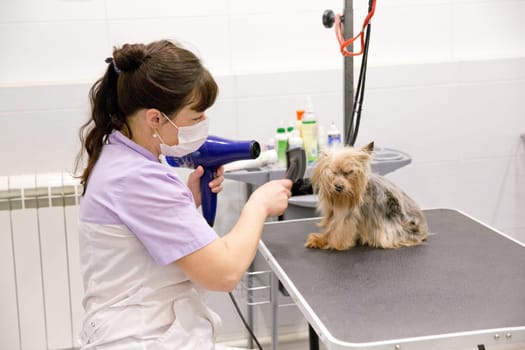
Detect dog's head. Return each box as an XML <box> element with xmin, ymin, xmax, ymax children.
<box><xmin>311</xmin><ymin>142</ymin><xmax>374</xmax><ymax>208</ymax></box>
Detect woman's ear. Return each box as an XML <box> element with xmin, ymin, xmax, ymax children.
<box><xmin>145</xmin><ymin>108</ymin><xmax>162</xmax><ymax>128</ymax></box>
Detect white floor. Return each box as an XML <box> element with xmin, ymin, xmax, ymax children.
<box><xmin>218</xmin><ymin>336</ymin><xmax>327</xmax><ymax>350</ymax></box>
<box><xmin>264</xmin><ymin>338</ymin><xmax>326</xmax><ymax>350</ymax></box>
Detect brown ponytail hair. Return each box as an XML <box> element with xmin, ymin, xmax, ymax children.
<box><xmin>75</xmin><ymin>40</ymin><xmax>218</xmax><ymax>194</ymax></box>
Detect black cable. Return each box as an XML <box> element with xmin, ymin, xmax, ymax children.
<box><xmin>346</xmin><ymin>0</ymin><xmax>373</xmax><ymax>146</ymax></box>
<box><xmin>349</xmin><ymin>22</ymin><xmax>371</xmax><ymax>146</ymax></box>
<box><xmin>228</xmin><ymin>291</ymin><xmax>264</xmax><ymax>350</ymax></box>
<box><xmin>347</xmin><ymin>24</ymin><xmax>371</xmax><ymax>145</ymax></box>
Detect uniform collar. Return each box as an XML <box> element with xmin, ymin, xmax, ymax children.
<box><xmin>108</xmin><ymin>130</ymin><xmax>159</xmax><ymax>162</ymax></box>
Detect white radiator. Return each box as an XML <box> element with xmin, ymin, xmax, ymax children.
<box><xmin>0</xmin><ymin>173</ymin><xmax>83</xmax><ymax>350</ymax></box>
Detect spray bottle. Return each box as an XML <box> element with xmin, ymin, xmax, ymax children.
<box><xmin>295</xmin><ymin>110</ymin><xmax>304</xmax><ymax>137</ymax></box>
<box><xmin>301</xmin><ymin>97</ymin><xmax>319</xmax><ymax>164</ymax></box>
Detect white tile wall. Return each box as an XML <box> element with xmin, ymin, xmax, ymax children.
<box><xmin>229</xmin><ymin>11</ymin><xmax>341</xmax><ymax>73</ymax></box>
<box><xmin>0</xmin><ymin>108</ymin><xmax>86</xmax><ymax>174</ymax></box>
<box><xmin>107</xmin><ymin>16</ymin><xmax>232</xmax><ymax>75</ymax></box>
<box><xmin>1</xmin><ymin>0</ymin><xmax>524</xmax><ymax>83</ymax></box>
<box><xmin>358</xmin><ymin>84</ymin><xmax>462</xmax><ymax>163</ymax></box>
<box><xmin>0</xmin><ymin>0</ymin><xmax>105</xmax><ymax>22</ymax></box>
<box><xmin>362</xmin><ymin>3</ymin><xmax>455</xmax><ymax>65</ymax></box>
<box><xmin>455</xmin><ymin>156</ymin><xmax>524</xmax><ymax>226</ymax></box>
<box><xmin>0</xmin><ymin>22</ymin><xmax>109</xmax><ymax>84</ymax></box>
<box><xmin>454</xmin><ymin>81</ymin><xmax>525</xmax><ymax>159</ymax></box>
<box><xmin>229</xmin><ymin>0</ymin><xmax>342</xmax><ymax>15</ymax></box>
<box><xmin>105</xmin><ymin>0</ymin><xmax>229</xmax><ymax>19</ymax></box>
<box><xmin>453</xmin><ymin>1</ymin><xmax>525</xmax><ymax>60</ymax></box>
<box><xmin>208</xmin><ymin>98</ymin><xmax>239</xmax><ymax>139</ymax></box>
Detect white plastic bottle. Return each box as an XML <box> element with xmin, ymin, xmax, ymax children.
<box><xmin>288</xmin><ymin>129</ymin><xmax>303</xmax><ymax>150</ymax></box>
<box><xmin>327</xmin><ymin>122</ymin><xmax>342</xmax><ymax>149</ymax></box>
<box><xmin>275</xmin><ymin>126</ymin><xmax>288</xmax><ymax>168</ymax></box>
<box><xmin>317</xmin><ymin>125</ymin><xmax>327</xmax><ymax>153</ymax></box>
<box><xmin>286</xmin><ymin>124</ymin><xmax>295</xmax><ymax>136</ymax></box>
<box><xmin>286</xmin><ymin>129</ymin><xmax>306</xmax><ymax>170</ymax></box>
<box><xmin>301</xmin><ymin>97</ymin><xmax>319</xmax><ymax>164</ymax></box>
<box><xmin>265</xmin><ymin>137</ymin><xmax>275</xmax><ymax>151</ymax></box>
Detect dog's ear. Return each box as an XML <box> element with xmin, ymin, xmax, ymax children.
<box><xmin>310</xmin><ymin>150</ymin><xmax>330</xmax><ymax>190</ymax></box>
<box><xmin>362</xmin><ymin>141</ymin><xmax>374</xmax><ymax>154</ymax></box>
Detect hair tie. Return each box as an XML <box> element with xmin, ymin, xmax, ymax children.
<box><xmin>104</xmin><ymin>57</ymin><xmax>121</xmax><ymax>74</ymax></box>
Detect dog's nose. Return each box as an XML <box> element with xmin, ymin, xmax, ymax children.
<box><xmin>335</xmin><ymin>184</ymin><xmax>344</xmax><ymax>192</ymax></box>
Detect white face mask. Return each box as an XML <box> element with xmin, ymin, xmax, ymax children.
<box><xmin>156</xmin><ymin>112</ymin><xmax>209</xmax><ymax>157</ymax></box>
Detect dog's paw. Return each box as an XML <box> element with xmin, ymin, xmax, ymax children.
<box><xmin>305</xmin><ymin>233</ymin><xmax>326</xmax><ymax>249</ymax></box>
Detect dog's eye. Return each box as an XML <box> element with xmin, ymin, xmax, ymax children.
<box><xmin>343</xmin><ymin>170</ymin><xmax>354</xmax><ymax>176</ymax></box>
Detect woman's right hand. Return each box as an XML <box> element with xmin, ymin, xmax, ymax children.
<box><xmin>247</xmin><ymin>179</ymin><xmax>293</xmax><ymax>217</ymax></box>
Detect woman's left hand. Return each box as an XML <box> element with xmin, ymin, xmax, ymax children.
<box><xmin>208</xmin><ymin>165</ymin><xmax>225</xmax><ymax>194</ymax></box>
<box><xmin>187</xmin><ymin>166</ymin><xmax>225</xmax><ymax>207</ymax></box>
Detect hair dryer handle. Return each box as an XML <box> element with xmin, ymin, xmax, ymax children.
<box><xmin>201</xmin><ymin>168</ymin><xmax>218</xmax><ymax>227</ymax></box>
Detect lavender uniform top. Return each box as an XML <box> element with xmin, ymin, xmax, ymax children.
<box><xmin>78</xmin><ymin>130</ymin><xmax>221</xmax><ymax>349</ymax></box>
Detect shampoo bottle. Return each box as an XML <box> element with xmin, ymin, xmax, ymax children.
<box><xmin>301</xmin><ymin>97</ymin><xmax>319</xmax><ymax>164</ymax></box>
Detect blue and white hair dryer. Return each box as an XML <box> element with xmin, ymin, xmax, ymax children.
<box><xmin>165</xmin><ymin>135</ymin><xmax>261</xmax><ymax>226</ymax></box>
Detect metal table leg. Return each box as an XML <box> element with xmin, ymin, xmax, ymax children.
<box><xmin>247</xmin><ymin>262</ymin><xmax>254</xmax><ymax>350</ymax></box>
<box><xmin>309</xmin><ymin>324</ymin><xmax>319</xmax><ymax>350</ymax></box>
<box><xmin>271</xmin><ymin>272</ymin><xmax>279</xmax><ymax>350</ymax></box>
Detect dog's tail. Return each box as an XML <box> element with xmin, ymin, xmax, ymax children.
<box><xmin>401</xmin><ymin>213</ymin><xmax>429</xmax><ymax>244</ymax></box>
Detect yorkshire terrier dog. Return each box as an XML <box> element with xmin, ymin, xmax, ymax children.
<box><xmin>305</xmin><ymin>142</ymin><xmax>428</xmax><ymax>250</ymax></box>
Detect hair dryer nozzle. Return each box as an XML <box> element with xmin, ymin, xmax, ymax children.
<box><xmin>249</xmin><ymin>141</ymin><xmax>261</xmax><ymax>159</ymax></box>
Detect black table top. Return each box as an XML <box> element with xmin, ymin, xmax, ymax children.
<box><xmin>260</xmin><ymin>208</ymin><xmax>525</xmax><ymax>347</ymax></box>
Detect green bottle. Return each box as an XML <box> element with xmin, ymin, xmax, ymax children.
<box><xmin>275</xmin><ymin>127</ymin><xmax>288</xmax><ymax>168</ymax></box>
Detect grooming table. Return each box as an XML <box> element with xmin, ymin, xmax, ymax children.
<box><xmin>259</xmin><ymin>208</ymin><xmax>525</xmax><ymax>350</ymax></box>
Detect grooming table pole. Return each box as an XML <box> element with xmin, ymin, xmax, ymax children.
<box><xmin>305</xmin><ymin>2</ymin><xmax>355</xmax><ymax>347</ymax></box>
<box><xmin>343</xmin><ymin>0</ymin><xmax>354</xmax><ymax>145</ymax></box>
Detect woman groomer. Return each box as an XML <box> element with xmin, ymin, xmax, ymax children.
<box><xmin>75</xmin><ymin>39</ymin><xmax>292</xmax><ymax>349</ymax></box>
